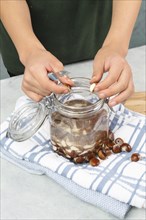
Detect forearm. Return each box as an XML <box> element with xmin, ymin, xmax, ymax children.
<box><xmin>1</xmin><ymin>0</ymin><xmax>45</xmax><ymax>64</ymax></box>
<box><xmin>103</xmin><ymin>0</ymin><xmax>142</xmax><ymax>56</ymax></box>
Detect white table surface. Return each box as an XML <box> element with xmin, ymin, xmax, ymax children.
<box><xmin>0</xmin><ymin>46</ymin><xmax>146</xmax><ymax>220</ymax></box>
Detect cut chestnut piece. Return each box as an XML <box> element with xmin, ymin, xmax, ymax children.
<box><xmin>115</xmin><ymin>138</ymin><xmax>124</xmax><ymax>146</ymax></box>
<box><xmin>112</xmin><ymin>144</ymin><xmax>121</xmax><ymax>153</ymax></box>
<box><xmin>63</xmin><ymin>83</ymin><xmax>71</xmax><ymax>91</ymax></box>
<box><xmin>90</xmin><ymin>83</ymin><xmax>96</xmax><ymax>93</ymax></box>
<box><xmin>89</xmin><ymin>157</ymin><xmax>100</xmax><ymax>166</ymax></box>
<box><xmin>121</xmin><ymin>143</ymin><xmax>132</xmax><ymax>152</ymax></box>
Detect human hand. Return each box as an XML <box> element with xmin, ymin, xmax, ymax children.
<box><xmin>21</xmin><ymin>48</ymin><xmax>73</xmax><ymax>101</ymax></box>
<box><xmin>91</xmin><ymin>46</ymin><xmax>134</xmax><ymax>107</ymax></box>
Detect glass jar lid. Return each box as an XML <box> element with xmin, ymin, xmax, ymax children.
<box><xmin>53</xmin><ymin>77</ymin><xmax>105</xmax><ymax>118</ymax></box>
<box><xmin>7</xmin><ymin>101</ymin><xmax>48</xmax><ymax>141</ymax></box>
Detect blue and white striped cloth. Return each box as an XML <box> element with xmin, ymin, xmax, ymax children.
<box><xmin>0</xmin><ymin>96</ymin><xmax>146</xmax><ymax>218</ymax></box>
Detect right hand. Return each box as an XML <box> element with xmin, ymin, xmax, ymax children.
<box><xmin>21</xmin><ymin>48</ymin><xmax>73</xmax><ymax>101</ymax></box>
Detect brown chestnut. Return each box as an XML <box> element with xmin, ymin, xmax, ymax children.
<box><xmin>86</xmin><ymin>152</ymin><xmax>96</xmax><ymax>161</ymax></box>
<box><xmin>131</xmin><ymin>153</ymin><xmax>141</xmax><ymax>162</ymax></box>
<box><xmin>107</xmin><ymin>140</ymin><xmax>115</xmax><ymax>149</ymax></box>
<box><xmin>89</xmin><ymin>157</ymin><xmax>100</xmax><ymax>166</ymax></box>
<box><xmin>104</xmin><ymin>149</ymin><xmax>112</xmax><ymax>156</ymax></box>
<box><xmin>68</xmin><ymin>150</ymin><xmax>77</xmax><ymax>159</ymax></box>
<box><xmin>121</xmin><ymin>143</ymin><xmax>132</xmax><ymax>152</ymax></box>
<box><xmin>112</xmin><ymin>144</ymin><xmax>121</xmax><ymax>153</ymax></box>
<box><xmin>74</xmin><ymin>156</ymin><xmax>85</xmax><ymax>163</ymax></box>
<box><xmin>115</xmin><ymin>138</ymin><xmax>124</xmax><ymax>146</ymax></box>
<box><xmin>95</xmin><ymin>139</ymin><xmax>102</xmax><ymax>148</ymax></box>
<box><xmin>98</xmin><ymin>149</ymin><xmax>107</xmax><ymax>160</ymax></box>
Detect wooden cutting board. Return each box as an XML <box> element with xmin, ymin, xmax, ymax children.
<box><xmin>124</xmin><ymin>92</ymin><xmax>146</xmax><ymax>115</ymax></box>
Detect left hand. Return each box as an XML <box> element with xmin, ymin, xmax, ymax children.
<box><xmin>91</xmin><ymin>46</ymin><xmax>134</xmax><ymax>107</ymax></box>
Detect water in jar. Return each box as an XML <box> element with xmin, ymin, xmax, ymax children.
<box><xmin>50</xmin><ymin>99</ymin><xmax>108</xmax><ymax>162</ymax></box>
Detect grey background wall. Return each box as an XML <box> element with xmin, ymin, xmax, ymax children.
<box><xmin>129</xmin><ymin>0</ymin><xmax>146</xmax><ymax>48</ymax></box>
<box><xmin>0</xmin><ymin>0</ymin><xmax>146</xmax><ymax>80</ymax></box>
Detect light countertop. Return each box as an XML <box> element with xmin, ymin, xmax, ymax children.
<box><xmin>0</xmin><ymin>46</ymin><xmax>146</xmax><ymax>220</ymax></box>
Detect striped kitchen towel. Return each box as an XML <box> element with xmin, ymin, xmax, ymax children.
<box><xmin>0</xmin><ymin>96</ymin><xmax>146</xmax><ymax>217</ymax></box>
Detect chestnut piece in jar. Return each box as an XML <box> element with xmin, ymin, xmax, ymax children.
<box><xmin>108</xmin><ymin>130</ymin><xmax>114</xmax><ymax>141</ymax></box>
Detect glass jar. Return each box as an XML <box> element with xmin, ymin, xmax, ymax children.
<box><xmin>7</xmin><ymin>76</ymin><xmax>109</xmax><ymax>163</ymax></box>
